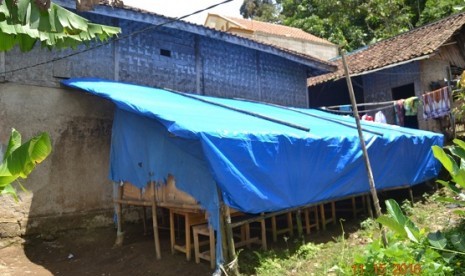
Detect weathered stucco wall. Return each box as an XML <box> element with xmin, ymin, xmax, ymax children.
<box><xmin>418</xmin><ymin>58</ymin><xmax>451</xmax><ymax>132</ymax></box>
<box><xmin>0</xmin><ymin>83</ymin><xmax>115</xmax><ymax>237</ymax></box>
<box><xmin>253</xmin><ymin>33</ymin><xmax>338</xmax><ymax>61</ymax></box>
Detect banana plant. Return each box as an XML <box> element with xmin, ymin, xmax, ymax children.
<box><xmin>0</xmin><ymin>0</ymin><xmax>121</xmax><ymax>52</ymax></box>
<box><xmin>432</xmin><ymin>139</ymin><xmax>465</xmax><ymax>215</ymax></box>
<box><xmin>0</xmin><ymin>128</ymin><xmax>51</xmax><ymax>200</ymax></box>
<box><xmin>377</xmin><ymin>199</ymin><xmax>421</xmax><ymax>243</ymax></box>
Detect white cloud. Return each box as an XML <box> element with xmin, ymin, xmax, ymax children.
<box><xmin>123</xmin><ymin>0</ymin><xmax>243</xmax><ymax>24</ymax></box>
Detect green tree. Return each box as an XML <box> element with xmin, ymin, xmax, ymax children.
<box><xmin>417</xmin><ymin>0</ymin><xmax>465</xmax><ymax>26</ymax></box>
<box><xmin>240</xmin><ymin>0</ymin><xmax>281</xmax><ymax>22</ymax></box>
<box><xmin>246</xmin><ymin>0</ymin><xmax>465</xmax><ymax>51</ymax></box>
<box><xmin>279</xmin><ymin>0</ymin><xmax>371</xmax><ymax>50</ymax></box>
<box><xmin>0</xmin><ymin>129</ymin><xmax>52</xmax><ymax>200</ymax></box>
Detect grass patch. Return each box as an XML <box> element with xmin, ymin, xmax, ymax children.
<box><xmin>238</xmin><ymin>191</ymin><xmax>464</xmax><ymax>275</ymax></box>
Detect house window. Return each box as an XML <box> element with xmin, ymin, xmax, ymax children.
<box><xmin>160</xmin><ymin>49</ymin><xmax>171</xmax><ymax>57</ymax></box>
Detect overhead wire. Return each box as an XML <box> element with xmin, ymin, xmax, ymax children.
<box><xmin>0</xmin><ymin>0</ymin><xmax>234</xmax><ymax>76</ymax></box>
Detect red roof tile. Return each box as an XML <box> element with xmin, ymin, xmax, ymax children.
<box><xmin>223</xmin><ymin>16</ymin><xmax>335</xmax><ymax>46</ymax></box>
<box><xmin>308</xmin><ymin>12</ymin><xmax>465</xmax><ymax>86</ymax></box>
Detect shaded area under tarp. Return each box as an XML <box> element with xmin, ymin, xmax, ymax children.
<box><xmin>62</xmin><ymin>78</ymin><xmax>443</xmax><ymax>264</ymax></box>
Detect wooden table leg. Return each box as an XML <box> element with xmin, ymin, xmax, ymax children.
<box><xmin>352</xmin><ymin>197</ymin><xmax>357</xmax><ymax>218</ymax></box>
<box><xmin>271</xmin><ymin>216</ymin><xmax>277</xmax><ymax>242</ymax></box>
<box><xmin>261</xmin><ymin>213</ymin><xmax>267</xmax><ymax>250</ymax></box>
<box><xmin>209</xmin><ymin>226</ymin><xmax>215</xmax><ymax>269</ymax></box>
<box><xmin>304</xmin><ymin>208</ymin><xmax>310</xmax><ymax>235</ymax></box>
<box><xmin>185</xmin><ymin>214</ymin><xmax>191</xmax><ymax>261</ymax></box>
<box><xmin>170</xmin><ymin>210</ymin><xmax>175</xmax><ymax>254</ymax></box>
<box><xmin>287</xmin><ymin>212</ymin><xmax>294</xmax><ymax>237</ymax></box>
<box><xmin>320</xmin><ymin>204</ymin><xmax>326</xmax><ymax>230</ymax></box>
<box><xmin>331</xmin><ymin>201</ymin><xmax>336</xmax><ymax>225</ymax></box>
<box><xmin>193</xmin><ymin>226</ymin><xmax>201</xmax><ymax>264</ymax></box>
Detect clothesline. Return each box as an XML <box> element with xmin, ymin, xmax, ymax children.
<box><xmin>319</xmin><ymin>85</ymin><xmax>452</xmax><ymax>127</ymax></box>
<box><xmin>319</xmin><ymin>103</ymin><xmax>395</xmax><ymax>114</ymax></box>
<box><xmin>324</xmin><ymin>100</ymin><xmax>399</xmax><ymax>109</ymax></box>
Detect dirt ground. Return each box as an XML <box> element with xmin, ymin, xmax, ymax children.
<box><xmin>0</xmin><ymin>213</ymin><xmax>362</xmax><ymax>276</ymax></box>
<box><xmin>0</xmin><ymin>224</ymin><xmax>212</xmax><ymax>276</ymax></box>
<box><xmin>0</xmin><ymin>187</ymin><xmax>434</xmax><ymax>276</ymax></box>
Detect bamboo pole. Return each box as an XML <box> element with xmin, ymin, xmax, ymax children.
<box><xmin>224</xmin><ymin>205</ymin><xmax>239</xmax><ymax>275</ymax></box>
<box><xmin>340</xmin><ymin>50</ymin><xmax>387</xmax><ymax>246</ymax></box>
<box><xmin>218</xmin><ymin>203</ymin><xmax>229</xmax><ymax>263</ymax></box>
<box><xmin>447</xmin><ymin>66</ymin><xmax>456</xmax><ymax>139</ymax></box>
<box><xmin>164</xmin><ymin>87</ymin><xmax>310</xmax><ymax>132</ymax></box>
<box><xmin>150</xmin><ymin>181</ymin><xmax>162</xmax><ymax>260</ymax></box>
<box><xmin>113</xmin><ymin>181</ymin><xmax>124</xmax><ymax>247</ymax></box>
<box><xmin>234</xmin><ymin>97</ymin><xmax>384</xmax><ymax>136</ymax></box>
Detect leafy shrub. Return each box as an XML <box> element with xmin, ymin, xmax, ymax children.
<box><xmin>432</xmin><ymin>139</ymin><xmax>465</xmax><ymax>216</ymax></box>
<box><xmin>348</xmin><ymin>199</ymin><xmax>464</xmax><ymax>275</ymax></box>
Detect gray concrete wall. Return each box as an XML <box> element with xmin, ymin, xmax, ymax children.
<box><xmin>0</xmin><ymin>14</ymin><xmax>311</xmax><ymax>237</ymax></box>
<box><xmin>0</xmin><ymin>83</ymin><xmax>115</xmax><ymax>237</ymax></box>
<box><xmin>253</xmin><ymin>33</ymin><xmax>338</xmax><ymax>61</ymax></box>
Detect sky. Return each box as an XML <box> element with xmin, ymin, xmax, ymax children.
<box><xmin>123</xmin><ymin>0</ymin><xmax>243</xmax><ymax>24</ymax></box>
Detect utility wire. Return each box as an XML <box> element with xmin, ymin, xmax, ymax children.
<box><xmin>0</xmin><ymin>0</ymin><xmax>234</xmax><ymax>75</ymax></box>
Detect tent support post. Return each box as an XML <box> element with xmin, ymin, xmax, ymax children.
<box><xmin>224</xmin><ymin>205</ymin><xmax>239</xmax><ymax>275</ymax></box>
<box><xmin>217</xmin><ymin>188</ymin><xmax>239</xmax><ymax>275</ymax></box>
<box><xmin>113</xmin><ymin>181</ymin><xmax>124</xmax><ymax>247</ymax></box>
<box><xmin>218</xmin><ymin>202</ymin><xmax>229</xmax><ymax>263</ymax></box>
<box><xmin>341</xmin><ymin>51</ymin><xmax>387</xmax><ymax>246</ymax></box>
<box><xmin>150</xmin><ymin>181</ymin><xmax>162</xmax><ymax>260</ymax></box>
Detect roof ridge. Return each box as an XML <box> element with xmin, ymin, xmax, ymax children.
<box><xmin>308</xmin><ymin>11</ymin><xmax>465</xmax><ymax>86</ymax></box>
<box><xmin>357</xmin><ymin>11</ymin><xmax>465</xmax><ymax>51</ymax></box>
<box><xmin>221</xmin><ymin>15</ymin><xmax>335</xmax><ymax>45</ymax></box>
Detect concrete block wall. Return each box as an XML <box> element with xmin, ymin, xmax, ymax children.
<box><xmin>362</xmin><ymin>62</ymin><xmax>421</xmax><ymax>125</ymax></box>
<box><xmin>199</xmin><ymin>37</ymin><xmax>260</xmax><ymax>100</ymax></box>
<box><xmin>0</xmin><ymin>13</ymin><xmax>310</xmax><ymax>237</ymax></box>
<box><xmin>118</xmin><ymin>20</ymin><xmax>198</xmax><ymax>92</ymax></box>
<box><xmin>260</xmin><ymin>54</ymin><xmax>308</xmax><ymax>107</ymax></box>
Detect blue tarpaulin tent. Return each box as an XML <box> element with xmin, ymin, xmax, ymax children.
<box><xmin>63</xmin><ymin>78</ymin><xmax>443</xmax><ymax>265</ymax></box>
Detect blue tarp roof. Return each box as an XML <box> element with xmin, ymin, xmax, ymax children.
<box><xmin>63</xmin><ymin>78</ymin><xmax>443</xmax><ymax>264</ymax></box>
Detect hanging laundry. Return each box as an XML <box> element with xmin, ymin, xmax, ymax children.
<box><xmin>361</xmin><ymin>114</ymin><xmax>373</xmax><ymax>121</ymax></box>
<box><xmin>339</xmin><ymin>105</ymin><xmax>352</xmax><ymax>112</ymax></box>
<box><xmin>394</xmin><ymin>99</ymin><xmax>405</xmax><ymax>126</ymax></box>
<box><xmin>421</xmin><ymin>87</ymin><xmax>450</xmax><ymax>120</ymax></box>
<box><xmin>404</xmin><ymin>97</ymin><xmax>419</xmax><ymax>116</ymax></box>
<box><xmin>374</xmin><ymin>111</ymin><xmax>387</xmax><ymax>124</ymax></box>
